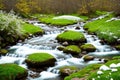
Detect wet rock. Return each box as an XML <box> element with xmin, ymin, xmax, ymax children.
<box><xmin>63</xmin><ymin>45</ymin><xmax>81</xmax><ymax>55</ymax></box>
<box><xmin>60</xmin><ymin>66</ymin><xmax>79</xmax><ymax>77</ymax></box>
<box><xmin>57</xmin><ymin>46</ymin><xmax>65</xmax><ymax>51</ymax></box>
<box><xmin>99</xmin><ymin>40</ymin><xmax>105</xmax><ymax>45</ymax></box>
<box><xmin>115</xmin><ymin>45</ymin><xmax>120</xmax><ymax>50</ymax></box>
<box><xmin>83</xmin><ymin>55</ymin><xmax>94</xmax><ymax>62</ymax></box>
<box><xmin>81</xmin><ymin>51</ymin><xmax>87</xmax><ymax>54</ymax></box>
<box><xmin>81</xmin><ymin>44</ymin><xmax>96</xmax><ymax>52</ymax></box>
<box><xmin>75</xmin><ymin>26</ymin><xmax>81</xmax><ymax>30</ymax></box>
<box><xmin>25</xmin><ymin>53</ymin><xmax>56</xmax><ymax>68</ymax></box>
<box><xmin>62</xmin><ymin>41</ymin><xmax>69</xmax><ymax>46</ymax></box>
<box><xmin>0</xmin><ymin>49</ymin><xmax>8</xmax><ymax>55</ymax></box>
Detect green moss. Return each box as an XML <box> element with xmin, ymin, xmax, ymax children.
<box><xmin>64</xmin><ymin>64</ymin><xmax>102</xmax><ymax>80</ymax></box>
<box><xmin>56</xmin><ymin>30</ymin><xmax>86</xmax><ymax>44</ymax></box>
<box><xmin>115</xmin><ymin>45</ymin><xmax>120</xmax><ymax>50</ymax></box>
<box><xmin>26</xmin><ymin>53</ymin><xmax>55</xmax><ymax>62</ymax></box>
<box><xmin>63</xmin><ymin>45</ymin><xmax>81</xmax><ymax>55</ymax></box>
<box><xmin>0</xmin><ymin>63</ymin><xmax>27</xmax><ymax>80</ymax></box>
<box><xmin>25</xmin><ymin>53</ymin><xmax>56</xmax><ymax>68</ymax></box>
<box><xmin>84</xmin><ymin>13</ymin><xmax>120</xmax><ymax>44</ymax></box>
<box><xmin>81</xmin><ymin>44</ymin><xmax>96</xmax><ymax>52</ymax></box>
<box><xmin>22</xmin><ymin>23</ymin><xmax>44</xmax><ymax>35</ymax></box>
<box><xmin>0</xmin><ymin>49</ymin><xmax>8</xmax><ymax>55</ymax></box>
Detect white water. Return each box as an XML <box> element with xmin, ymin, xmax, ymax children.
<box><xmin>0</xmin><ymin>20</ymin><xmax>120</xmax><ymax>80</ymax></box>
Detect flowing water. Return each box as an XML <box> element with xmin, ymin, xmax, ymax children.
<box><xmin>0</xmin><ymin>20</ymin><xmax>120</xmax><ymax>80</ymax></box>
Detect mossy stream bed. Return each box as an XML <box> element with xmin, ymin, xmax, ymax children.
<box><xmin>0</xmin><ymin>16</ymin><xmax>120</xmax><ymax>80</ymax></box>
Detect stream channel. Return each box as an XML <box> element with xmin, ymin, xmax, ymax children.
<box><xmin>0</xmin><ymin>20</ymin><xmax>120</xmax><ymax>80</ymax></box>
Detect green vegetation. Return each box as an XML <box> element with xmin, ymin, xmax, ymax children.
<box><xmin>63</xmin><ymin>45</ymin><xmax>81</xmax><ymax>55</ymax></box>
<box><xmin>65</xmin><ymin>56</ymin><xmax>120</xmax><ymax>80</ymax></box>
<box><xmin>0</xmin><ymin>11</ymin><xmax>44</xmax><ymax>48</ymax></box>
<box><xmin>56</xmin><ymin>30</ymin><xmax>86</xmax><ymax>44</ymax></box>
<box><xmin>115</xmin><ymin>45</ymin><xmax>120</xmax><ymax>50</ymax></box>
<box><xmin>22</xmin><ymin>23</ymin><xmax>44</xmax><ymax>35</ymax></box>
<box><xmin>64</xmin><ymin>64</ymin><xmax>102</xmax><ymax>80</ymax></box>
<box><xmin>81</xmin><ymin>44</ymin><xmax>96</xmax><ymax>52</ymax></box>
<box><xmin>40</xmin><ymin>17</ymin><xmax>76</xmax><ymax>26</ymax></box>
<box><xmin>84</xmin><ymin>13</ymin><xmax>120</xmax><ymax>44</ymax></box>
<box><xmin>0</xmin><ymin>63</ymin><xmax>27</xmax><ymax>80</ymax></box>
<box><xmin>88</xmin><ymin>58</ymin><xmax>120</xmax><ymax>80</ymax></box>
<box><xmin>25</xmin><ymin>53</ymin><xmax>56</xmax><ymax>67</ymax></box>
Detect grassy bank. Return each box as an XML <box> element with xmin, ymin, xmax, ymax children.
<box><xmin>84</xmin><ymin>13</ymin><xmax>120</xmax><ymax>44</ymax></box>
<box><xmin>32</xmin><ymin>14</ymin><xmax>88</xmax><ymax>26</ymax></box>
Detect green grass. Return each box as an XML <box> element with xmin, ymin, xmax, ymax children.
<box><xmin>40</xmin><ymin>17</ymin><xmax>77</xmax><ymax>26</ymax></box>
<box><xmin>26</xmin><ymin>53</ymin><xmax>55</xmax><ymax>62</ymax></box>
<box><xmin>0</xmin><ymin>63</ymin><xmax>27</xmax><ymax>80</ymax></box>
<box><xmin>88</xmin><ymin>59</ymin><xmax>120</xmax><ymax>80</ymax></box>
<box><xmin>84</xmin><ymin>14</ymin><xmax>120</xmax><ymax>44</ymax></box>
<box><xmin>64</xmin><ymin>64</ymin><xmax>102</xmax><ymax>80</ymax></box>
<box><xmin>56</xmin><ymin>30</ymin><xmax>86</xmax><ymax>43</ymax></box>
<box><xmin>63</xmin><ymin>45</ymin><xmax>81</xmax><ymax>54</ymax></box>
<box><xmin>22</xmin><ymin>23</ymin><xmax>44</xmax><ymax>35</ymax></box>
<box><xmin>32</xmin><ymin>14</ymin><xmax>88</xmax><ymax>26</ymax></box>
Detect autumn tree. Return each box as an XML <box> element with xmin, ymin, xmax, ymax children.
<box><xmin>15</xmin><ymin>0</ymin><xmax>30</xmax><ymax>15</ymax></box>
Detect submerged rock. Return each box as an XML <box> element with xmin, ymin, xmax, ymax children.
<box><xmin>25</xmin><ymin>53</ymin><xmax>56</xmax><ymax>68</ymax></box>
<box><xmin>0</xmin><ymin>63</ymin><xmax>28</xmax><ymax>80</ymax></box>
<box><xmin>81</xmin><ymin>44</ymin><xmax>96</xmax><ymax>52</ymax></box>
<box><xmin>83</xmin><ymin>55</ymin><xmax>94</xmax><ymax>62</ymax></box>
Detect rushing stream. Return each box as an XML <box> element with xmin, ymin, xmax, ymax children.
<box><xmin>0</xmin><ymin>20</ymin><xmax>120</xmax><ymax>80</ymax></box>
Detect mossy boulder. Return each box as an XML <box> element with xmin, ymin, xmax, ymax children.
<box><xmin>56</xmin><ymin>30</ymin><xmax>86</xmax><ymax>44</ymax></box>
<box><xmin>0</xmin><ymin>63</ymin><xmax>28</xmax><ymax>80</ymax></box>
<box><xmin>115</xmin><ymin>45</ymin><xmax>120</xmax><ymax>50</ymax></box>
<box><xmin>0</xmin><ymin>49</ymin><xmax>8</xmax><ymax>55</ymax></box>
<box><xmin>63</xmin><ymin>45</ymin><xmax>81</xmax><ymax>55</ymax></box>
<box><xmin>60</xmin><ymin>66</ymin><xmax>79</xmax><ymax>77</ymax></box>
<box><xmin>81</xmin><ymin>44</ymin><xmax>96</xmax><ymax>52</ymax></box>
<box><xmin>57</xmin><ymin>46</ymin><xmax>65</xmax><ymax>51</ymax></box>
<box><xmin>83</xmin><ymin>55</ymin><xmax>94</xmax><ymax>62</ymax></box>
<box><xmin>25</xmin><ymin>53</ymin><xmax>56</xmax><ymax>68</ymax></box>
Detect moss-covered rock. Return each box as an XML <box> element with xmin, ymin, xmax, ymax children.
<box><xmin>81</xmin><ymin>44</ymin><xmax>96</xmax><ymax>52</ymax></box>
<box><xmin>60</xmin><ymin>66</ymin><xmax>79</xmax><ymax>77</ymax></box>
<box><xmin>63</xmin><ymin>45</ymin><xmax>81</xmax><ymax>55</ymax></box>
<box><xmin>57</xmin><ymin>46</ymin><xmax>65</xmax><ymax>51</ymax></box>
<box><xmin>25</xmin><ymin>53</ymin><xmax>56</xmax><ymax>68</ymax></box>
<box><xmin>115</xmin><ymin>45</ymin><xmax>120</xmax><ymax>50</ymax></box>
<box><xmin>83</xmin><ymin>55</ymin><xmax>94</xmax><ymax>62</ymax></box>
<box><xmin>0</xmin><ymin>49</ymin><xmax>8</xmax><ymax>55</ymax></box>
<box><xmin>0</xmin><ymin>63</ymin><xmax>28</xmax><ymax>80</ymax></box>
<box><xmin>56</xmin><ymin>30</ymin><xmax>86</xmax><ymax>44</ymax></box>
